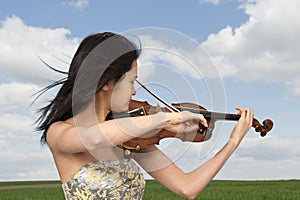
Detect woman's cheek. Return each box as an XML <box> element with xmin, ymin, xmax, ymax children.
<box><xmin>111</xmin><ymin>85</ymin><xmax>131</xmax><ymax>112</ymax></box>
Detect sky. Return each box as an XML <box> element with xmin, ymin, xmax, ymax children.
<box><xmin>0</xmin><ymin>0</ymin><xmax>299</xmax><ymax>181</ymax></box>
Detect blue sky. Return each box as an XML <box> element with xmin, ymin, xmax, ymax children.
<box><xmin>0</xmin><ymin>0</ymin><xmax>299</xmax><ymax>181</ymax></box>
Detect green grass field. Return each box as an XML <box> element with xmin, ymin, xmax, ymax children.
<box><xmin>0</xmin><ymin>180</ymin><xmax>299</xmax><ymax>199</ymax></box>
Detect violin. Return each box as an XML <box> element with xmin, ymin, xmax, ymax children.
<box><xmin>106</xmin><ymin>99</ymin><xmax>273</xmax><ymax>154</ymax></box>
<box><xmin>106</xmin><ymin>80</ymin><xmax>273</xmax><ymax>155</ymax></box>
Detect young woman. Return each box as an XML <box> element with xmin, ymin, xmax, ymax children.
<box><xmin>36</xmin><ymin>32</ymin><xmax>253</xmax><ymax>200</ymax></box>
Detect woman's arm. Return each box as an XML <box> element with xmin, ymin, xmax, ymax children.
<box><xmin>47</xmin><ymin>112</ymin><xmax>165</xmax><ymax>153</ymax></box>
<box><xmin>47</xmin><ymin>111</ymin><xmax>206</xmax><ymax>154</ymax></box>
<box><xmin>134</xmin><ymin>108</ymin><xmax>253</xmax><ymax>200</ymax></box>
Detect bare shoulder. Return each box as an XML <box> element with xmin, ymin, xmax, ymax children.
<box><xmin>46</xmin><ymin>120</ymin><xmax>75</xmax><ymax>149</ymax></box>
<box><xmin>47</xmin><ymin>120</ymin><xmax>73</xmax><ymax>138</ymax></box>
<box><xmin>49</xmin><ymin>120</ymin><xmax>73</xmax><ymax>132</ymax></box>
<box><xmin>46</xmin><ymin>118</ymin><xmax>89</xmax><ymax>154</ymax></box>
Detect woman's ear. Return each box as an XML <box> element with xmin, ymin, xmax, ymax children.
<box><xmin>102</xmin><ymin>81</ymin><xmax>114</xmax><ymax>92</ymax></box>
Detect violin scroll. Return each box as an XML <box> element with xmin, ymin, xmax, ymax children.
<box><xmin>253</xmin><ymin>118</ymin><xmax>274</xmax><ymax>137</ymax></box>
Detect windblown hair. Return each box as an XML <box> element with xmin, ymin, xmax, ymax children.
<box><xmin>35</xmin><ymin>32</ymin><xmax>140</xmax><ymax>144</ymax></box>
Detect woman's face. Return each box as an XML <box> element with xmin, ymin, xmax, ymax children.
<box><xmin>110</xmin><ymin>60</ymin><xmax>137</xmax><ymax>112</ymax></box>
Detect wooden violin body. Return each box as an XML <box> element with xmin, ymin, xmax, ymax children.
<box><xmin>106</xmin><ymin>99</ymin><xmax>274</xmax><ymax>153</ymax></box>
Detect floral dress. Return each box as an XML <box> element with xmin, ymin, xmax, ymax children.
<box><xmin>62</xmin><ymin>158</ymin><xmax>145</xmax><ymax>200</ymax></box>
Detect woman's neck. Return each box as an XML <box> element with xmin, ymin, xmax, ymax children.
<box><xmin>95</xmin><ymin>92</ymin><xmax>112</xmax><ymax>122</ymax></box>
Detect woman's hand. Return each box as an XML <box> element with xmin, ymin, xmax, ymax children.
<box><xmin>229</xmin><ymin>107</ymin><xmax>254</xmax><ymax>147</ymax></box>
<box><xmin>163</xmin><ymin>111</ymin><xmax>208</xmax><ymax>134</ymax></box>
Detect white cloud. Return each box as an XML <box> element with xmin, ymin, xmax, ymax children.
<box><xmin>0</xmin><ymin>112</ymin><xmax>59</xmax><ymax>181</ymax></box>
<box><xmin>201</xmin><ymin>0</ymin><xmax>300</xmax><ymax>96</ymax></box>
<box><xmin>2</xmin><ymin>8</ymin><xmax>298</xmax><ymax>96</ymax></box>
<box><xmin>172</xmin><ymin>135</ymin><xmax>300</xmax><ymax>180</ymax></box>
<box><xmin>0</xmin><ymin>16</ymin><xmax>78</xmax><ymax>85</ymax></box>
<box><xmin>285</xmin><ymin>79</ymin><xmax>300</xmax><ymax>97</ymax></box>
<box><xmin>0</xmin><ymin>82</ymin><xmax>60</xmax><ymax>181</ymax></box>
<box><xmin>199</xmin><ymin>0</ymin><xmax>221</xmax><ymax>5</ymax></box>
<box><xmin>63</xmin><ymin>0</ymin><xmax>89</xmax><ymax>11</ymax></box>
<box><xmin>236</xmin><ymin>136</ymin><xmax>300</xmax><ymax>161</ymax></box>
<box><xmin>127</xmin><ymin>0</ymin><xmax>300</xmax><ymax>97</ymax></box>
<box><xmin>199</xmin><ymin>0</ymin><xmax>237</xmax><ymax>6</ymax></box>
<box><xmin>134</xmin><ymin>33</ymin><xmax>221</xmax><ymax>80</ymax></box>
<box><xmin>0</xmin><ymin>114</ymin><xmax>33</xmax><ymax>136</ymax></box>
<box><xmin>0</xmin><ymin>143</ymin><xmax>59</xmax><ymax>181</ymax></box>
<box><xmin>0</xmin><ymin>82</ymin><xmax>41</xmax><ymax>114</ymax></box>
<box><xmin>217</xmin><ymin>156</ymin><xmax>300</xmax><ymax>180</ymax></box>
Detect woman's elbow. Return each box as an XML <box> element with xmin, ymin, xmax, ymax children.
<box><xmin>180</xmin><ymin>190</ymin><xmax>198</xmax><ymax>200</ymax></box>
<box><xmin>179</xmin><ymin>183</ymin><xmax>203</xmax><ymax>200</ymax></box>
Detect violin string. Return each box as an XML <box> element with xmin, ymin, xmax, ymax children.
<box><xmin>135</xmin><ymin>80</ymin><xmax>180</xmax><ymax>113</ymax></box>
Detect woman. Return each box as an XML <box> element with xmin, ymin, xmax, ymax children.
<box><xmin>36</xmin><ymin>32</ymin><xmax>253</xmax><ymax>200</ymax></box>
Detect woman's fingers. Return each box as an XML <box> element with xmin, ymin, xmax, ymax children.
<box><xmin>239</xmin><ymin>107</ymin><xmax>253</xmax><ymax>116</ymax></box>
<box><xmin>164</xmin><ymin>111</ymin><xmax>208</xmax><ymax>134</ymax></box>
<box><xmin>181</xmin><ymin>111</ymin><xmax>208</xmax><ymax>127</ymax></box>
<box><xmin>180</xmin><ymin>111</ymin><xmax>208</xmax><ymax>135</ymax></box>
<box><xmin>228</xmin><ymin>107</ymin><xmax>254</xmax><ymax>145</ymax></box>
<box><xmin>235</xmin><ymin>107</ymin><xmax>254</xmax><ymax>127</ymax></box>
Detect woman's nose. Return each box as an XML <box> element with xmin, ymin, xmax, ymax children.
<box><xmin>132</xmin><ymin>87</ymin><xmax>136</xmax><ymax>96</ymax></box>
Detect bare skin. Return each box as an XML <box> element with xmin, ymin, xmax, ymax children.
<box><xmin>46</xmin><ymin>60</ymin><xmax>253</xmax><ymax>199</ymax></box>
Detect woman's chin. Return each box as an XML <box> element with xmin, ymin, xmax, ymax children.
<box><xmin>111</xmin><ymin>106</ymin><xmax>128</xmax><ymax>113</ymax></box>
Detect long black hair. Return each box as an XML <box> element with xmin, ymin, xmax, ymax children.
<box><xmin>35</xmin><ymin>32</ymin><xmax>140</xmax><ymax>144</ymax></box>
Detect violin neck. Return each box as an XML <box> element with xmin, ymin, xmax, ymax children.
<box><xmin>178</xmin><ymin>108</ymin><xmax>240</xmax><ymax>121</ymax></box>
<box><xmin>108</xmin><ymin>106</ymin><xmax>240</xmax><ymax>121</ymax></box>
